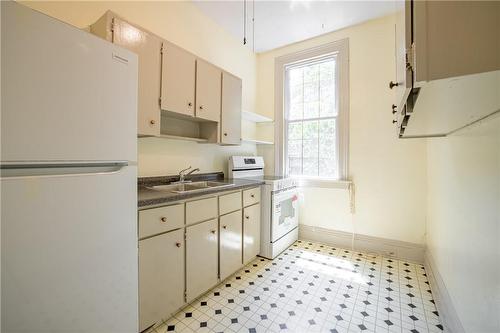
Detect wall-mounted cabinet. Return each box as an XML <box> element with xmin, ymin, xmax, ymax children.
<box><xmin>91</xmin><ymin>11</ymin><xmax>243</xmax><ymax>144</ymax></box>
<box><xmin>91</xmin><ymin>12</ymin><xmax>162</xmax><ymax>136</ymax></box>
<box><xmin>161</xmin><ymin>40</ymin><xmax>196</xmax><ymax>117</ymax></box>
<box><xmin>392</xmin><ymin>1</ymin><xmax>500</xmax><ymax>138</ymax></box>
<box><xmin>221</xmin><ymin>72</ymin><xmax>242</xmax><ymax>145</ymax></box>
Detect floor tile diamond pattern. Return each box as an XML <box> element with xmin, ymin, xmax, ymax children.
<box><xmin>154</xmin><ymin>240</ymin><xmax>442</xmax><ymax>333</ymax></box>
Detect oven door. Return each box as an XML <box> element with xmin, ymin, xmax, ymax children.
<box><xmin>271</xmin><ymin>187</ymin><xmax>299</xmax><ymax>242</ymax></box>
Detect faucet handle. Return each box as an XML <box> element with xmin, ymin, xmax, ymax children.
<box><xmin>179</xmin><ymin>166</ymin><xmax>192</xmax><ymax>175</ymax></box>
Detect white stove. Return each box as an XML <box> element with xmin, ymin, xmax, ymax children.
<box><xmin>229</xmin><ymin>156</ymin><xmax>299</xmax><ymax>259</ymax></box>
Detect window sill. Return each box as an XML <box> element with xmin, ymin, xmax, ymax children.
<box><xmin>294</xmin><ymin>177</ymin><xmax>352</xmax><ymax>189</ymax></box>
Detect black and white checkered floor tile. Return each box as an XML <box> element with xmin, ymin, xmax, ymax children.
<box><xmin>155</xmin><ymin>240</ymin><xmax>443</xmax><ymax>333</ymax></box>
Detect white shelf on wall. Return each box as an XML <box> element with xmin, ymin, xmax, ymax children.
<box><xmin>242</xmin><ymin>110</ymin><xmax>273</xmax><ymax>123</ymax></box>
<box><xmin>241</xmin><ymin>139</ymin><xmax>274</xmax><ymax>145</ymax></box>
<box><xmin>157</xmin><ymin>134</ymin><xmax>209</xmax><ymax>143</ymax></box>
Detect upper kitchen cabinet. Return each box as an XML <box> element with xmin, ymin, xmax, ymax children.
<box><xmin>392</xmin><ymin>1</ymin><xmax>500</xmax><ymax>138</ymax></box>
<box><xmin>160</xmin><ymin>41</ymin><xmax>196</xmax><ymax>117</ymax></box>
<box><xmin>195</xmin><ymin>59</ymin><xmax>222</xmax><ymax>122</ymax></box>
<box><xmin>221</xmin><ymin>72</ymin><xmax>243</xmax><ymax>145</ymax></box>
<box><xmin>90</xmin><ymin>12</ymin><xmax>162</xmax><ymax>137</ymax></box>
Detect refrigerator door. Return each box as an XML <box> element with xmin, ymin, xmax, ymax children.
<box><xmin>1</xmin><ymin>2</ymin><xmax>138</xmax><ymax>163</ymax></box>
<box><xmin>1</xmin><ymin>165</ymin><xmax>138</xmax><ymax>332</ymax></box>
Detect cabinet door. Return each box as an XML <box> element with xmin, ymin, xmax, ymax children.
<box><xmin>195</xmin><ymin>59</ymin><xmax>222</xmax><ymax>122</ymax></box>
<box><xmin>221</xmin><ymin>72</ymin><xmax>242</xmax><ymax>145</ymax></box>
<box><xmin>393</xmin><ymin>0</ymin><xmax>412</xmax><ymax>112</ymax></box>
<box><xmin>112</xmin><ymin>17</ymin><xmax>162</xmax><ymax>136</ymax></box>
<box><xmin>186</xmin><ymin>219</ymin><xmax>218</xmax><ymax>302</ymax></box>
<box><xmin>161</xmin><ymin>41</ymin><xmax>196</xmax><ymax>117</ymax></box>
<box><xmin>243</xmin><ymin>204</ymin><xmax>261</xmax><ymax>264</ymax></box>
<box><xmin>219</xmin><ymin>211</ymin><xmax>243</xmax><ymax>281</ymax></box>
<box><xmin>139</xmin><ymin>229</ymin><xmax>184</xmax><ymax>332</ymax></box>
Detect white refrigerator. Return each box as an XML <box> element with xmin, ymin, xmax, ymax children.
<box><xmin>1</xmin><ymin>2</ymin><xmax>139</xmax><ymax>332</ymax></box>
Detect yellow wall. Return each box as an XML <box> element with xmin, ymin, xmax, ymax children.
<box><xmin>426</xmin><ymin>117</ymin><xmax>500</xmax><ymax>332</ymax></box>
<box><xmin>256</xmin><ymin>15</ymin><xmax>428</xmax><ymax>245</ymax></box>
<box><xmin>21</xmin><ymin>0</ymin><xmax>258</xmax><ymax>177</ymax></box>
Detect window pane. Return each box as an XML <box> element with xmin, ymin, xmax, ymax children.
<box><xmin>288</xmin><ymin>122</ymin><xmax>302</xmax><ymax>140</ymax></box>
<box><xmin>303</xmin><ymin>101</ymin><xmax>319</xmax><ymax>119</ymax></box>
<box><xmin>287</xmin><ymin>139</ymin><xmax>302</xmax><ymax>158</ymax></box>
<box><xmin>303</xmin><ymin>158</ymin><xmax>319</xmax><ymax>176</ymax></box>
<box><xmin>288</xmin><ymin>157</ymin><xmax>302</xmax><ymax>176</ymax></box>
<box><xmin>320</xmin><ymin>59</ymin><xmax>336</xmax><ymax>117</ymax></box>
<box><xmin>302</xmin><ymin>120</ymin><xmax>318</xmax><ymax>139</ymax></box>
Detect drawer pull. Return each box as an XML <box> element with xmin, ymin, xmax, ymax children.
<box><xmin>222</xmin><ymin>225</ymin><xmax>227</xmax><ymax>229</ymax></box>
<box><xmin>160</xmin><ymin>217</ymin><xmax>167</xmax><ymax>222</ymax></box>
<box><xmin>245</xmin><ymin>215</ymin><xmax>250</xmax><ymax>220</ymax></box>
<box><xmin>250</xmin><ymin>194</ymin><xmax>255</xmax><ymax>198</ymax></box>
<box><xmin>210</xmin><ymin>230</ymin><xmax>216</xmax><ymax>234</ymax></box>
<box><xmin>175</xmin><ymin>242</ymin><xmax>182</xmax><ymax>248</ymax></box>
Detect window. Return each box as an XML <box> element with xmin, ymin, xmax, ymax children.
<box><xmin>275</xmin><ymin>39</ymin><xmax>349</xmax><ymax>181</ymax></box>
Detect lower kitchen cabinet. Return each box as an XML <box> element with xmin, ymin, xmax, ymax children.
<box><xmin>219</xmin><ymin>210</ymin><xmax>243</xmax><ymax>280</ymax></box>
<box><xmin>186</xmin><ymin>219</ymin><xmax>218</xmax><ymax>302</ymax></box>
<box><xmin>243</xmin><ymin>203</ymin><xmax>261</xmax><ymax>264</ymax></box>
<box><xmin>139</xmin><ymin>229</ymin><xmax>185</xmax><ymax>332</ymax></box>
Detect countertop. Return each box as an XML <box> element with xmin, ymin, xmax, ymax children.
<box><xmin>138</xmin><ymin>173</ymin><xmax>264</xmax><ymax>208</ymax></box>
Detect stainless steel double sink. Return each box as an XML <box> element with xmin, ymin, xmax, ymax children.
<box><xmin>147</xmin><ymin>181</ymin><xmax>234</xmax><ymax>194</ymax></box>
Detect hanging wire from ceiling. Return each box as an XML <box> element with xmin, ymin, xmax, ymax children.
<box><xmin>252</xmin><ymin>0</ymin><xmax>255</xmax><ymax>52</ymax></box>
<box><xmin>243</xmin><ymin>0</ymin><xmax>247</xmax><ymax>45</ymax></box>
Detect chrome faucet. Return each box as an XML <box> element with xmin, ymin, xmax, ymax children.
<box><xmin>177</xmin><ymin>166</ymin><xmax>200</xmax><ymax>183</ymax></box>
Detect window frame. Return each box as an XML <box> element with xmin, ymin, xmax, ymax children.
<box><xmin>274</xmin><ymin>39</ymin><xmax>349</xmax><ymax>182</ymax></box>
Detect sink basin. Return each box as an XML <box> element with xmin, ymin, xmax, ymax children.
<box><xmin>148</xmin><ymin>181</ymin><xmax>234</xmax><ymax>194</ymax></box>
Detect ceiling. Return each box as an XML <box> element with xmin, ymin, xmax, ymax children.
<box><xmin>192</xmin><ymin>0</ymin><xmax>396</xmax><ymax>53</ymax></box>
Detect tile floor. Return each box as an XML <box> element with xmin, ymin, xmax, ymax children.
<box><xmin>155</xmin><ymin>240</ymin><xmax>443</xmax><ymax>333</ymax></box>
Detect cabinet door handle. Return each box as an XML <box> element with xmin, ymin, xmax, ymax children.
<box><xmin>188</xmin><ymin>102</ymin><xmax>192</xmax><ymax>107</ymax></box>
<box><xmin>250</xmin><ymin>194</ymin><xmax>255</xmax><ymax>198</ymax></box>
<box><xmin>392</xmin><ymin>104</ymin><xmax>397</xmax><ymax>114</ymax></box>
<box><xmin>210</xmin><ymin>230</ymin><xmax>216</xmax><ymax>234</ymax></box>
<box><xmin>160</xmin><ymin>217</ymin><xmax>167</xmax><ymax>222</ymax></box>
<box><xmin>224</xmin><ymin>133</ymin><xmax>228</xmax><ymax>136</ymax></box>
<box><xmin>389</xmin><ymin>81</ymin><xmax>399</xmax><ymax>89</ymax></box>
<box><xmin>199</xmin><ymin>105</ymin><xmax>204</xmax><ymax>110</ymax></box>
<box><xmin>222</xmin><ymin>225</ymin><xmax>227</xmax><ymax>229</ymax></box>
<box><xmin>175</xmin><ymin>242</ymin><xmax>182</xmax><ymax>248</ymax></box>
<box><xmin>245</xmin><ymin>215</ymin><xmax>250</xmax><ymax>220</ymax></box>
<box><xmin>392</xmin><ymin>120</ymin><xmax>398</xmax><ymax>124</ymax></box>
<box><xmin>150</xmin><ymin>119</ymin><xmax>156</xmax><ymax>125</ymax></box>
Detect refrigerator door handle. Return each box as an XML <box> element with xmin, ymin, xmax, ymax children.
<box><xmin>0</xmin><ymin>161</ymin><xmax>130</xmax><ymax>178</ymax></box>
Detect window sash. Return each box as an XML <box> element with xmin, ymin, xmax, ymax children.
<box><xmin>283</xmin><ymin>55</ymin><xmax>340</xmax><ymax>179</ymax></box>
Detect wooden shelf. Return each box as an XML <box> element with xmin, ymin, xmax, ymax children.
<box><xmin>241</xmin><ymin>139</ymin><xmax>274</xmax><ymax>145</ymax></box>
<box><xmin>242</xmin><ymin>111</ymin><xmax>273</xmax><ymax>123</ymax></box>
<box><xmin>158</xmin><ymin>134</ymin><xmax>209</xmax><ymax>143</ymax></box>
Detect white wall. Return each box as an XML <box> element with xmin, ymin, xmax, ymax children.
<box><xmin>426</xmin><ymin>118</ymin><xmax>500</xmax><ymax>332</ymax></box>
<box><xmin>256</xmin><ymin>15</ymin><xmax>428</xmax><ymax>245</ymax></box>
<box><xmin>21</xmin><ymin>1</ymin><xmax>258</xmax><ymax>177</ymax></box>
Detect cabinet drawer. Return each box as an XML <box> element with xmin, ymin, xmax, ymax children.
<box><xmin>139</xmin><ymin>204</ymin><xmax>184</xmax><ymax>239</ymax></box>
<box><xmin>186</xmin><ymin>197</ymin><xmax>217</xmax><ymax>225</ymax></box>
<box><xmin>243</xmin><ymin>187</ymin><xmax>260</xmax><ymax>207</ymax></box>
<box><xmin>219</xmin><ymin>191</ymin><xmax>242</xmax><ymax>215</ymax></box>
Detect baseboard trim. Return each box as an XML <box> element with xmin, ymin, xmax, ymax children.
<box><xmin>298</xmin><ymin>224</ymin><xmax>425</xmax><ymax>263</ymax></box>
<box><xmin>425</xmin><ymin>251</ymin><xmax>465</xmax><ymax>333</ymax></box>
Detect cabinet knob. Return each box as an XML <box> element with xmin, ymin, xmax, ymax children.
<box><xmin>188</xmin><ymin>102</ymin><xmax>192</xmax><ymax>107</ymax></box>
<box><xmin>160</xmin><ymin>217</ymin><xmax>167</xmax><ymax>222</ymax></box>
<box><xmin>392</xmin><ymin>120</ymin><xmax>398</xmax><ymax>124</ymax></box>
<box><xmin>199</xmin><ymin>105</ymin><xmax>204</xmax><ymax>110</ymax></box>
<box><xmin>210</xmin><ymin>229</ymin><xmax>216</xmax><ymax>234</ymax></box>
<box><xmin>224</xmin><ymin>133</ymin><xmax>228</xmax><ymax>136</ymax></box>
<box><xmin>175</xmin><ymin>242</ymin><xmax>182</xmax><ymax>248</ymax></box>
<box><xmin>392</xmin><ymin>104</ymin><xmax>397</xmax><ymax>114</ymax></box>
<box><xmin>250</xmin><ymin>194</ymin><xmax>255</xmax><ymax>198</ymax></box>
<box><xmin>245</xmin><ymin>215</ymin><xmax>250</xmax><ymax>220</ymax></box>
<box><xmin>389</xmin><ymin>81</ymin><xmax>399</xmax><ymax>89</ymax></box>
<box><xmin>222</xmin><ymin>225</ymin><xmax>227</xmax><ymax>229</ymax></box>
<box><xmin>150</xmin><ymin>119</ymin><xmax>156</xmax><ymax>125</ymax></box>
